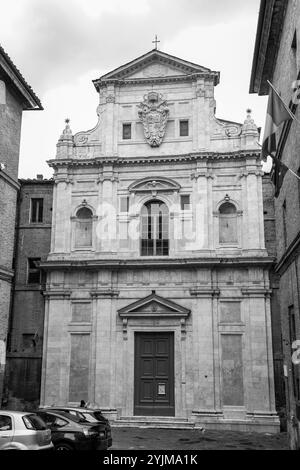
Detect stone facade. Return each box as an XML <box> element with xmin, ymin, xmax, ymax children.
<box><xmin>2</xmin><ymin>177</ymin><xmax>53</xmax><ymax>410</ymax></box>
<box><xmin>250</xmin><ymin>0</ymin><xmax>300</xmax><ymax>448</ymax></box>
<box><xmin>41</xmin><ymin>49</ymin><xmax>279</xmax><ymax>432</ymax></box>
<box><xmin>0</xmin><ymin>46</ymin><xmax>42</xmax><ymax>403</ymax></box>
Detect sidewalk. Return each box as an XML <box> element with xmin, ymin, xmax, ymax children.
<box><xmin>110</xmin><ymin>427</ymin><xmax>288</xmax><ymax>450</ymax></box>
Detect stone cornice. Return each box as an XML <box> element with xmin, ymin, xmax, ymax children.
<box><xmin>0</xmin><ymin>169</ymin><xmax>20</xmax><ymax>191</ymax></box>
<box><xmin>40</xmin><ymin>256</ymin><xmax>274</xmax><ymax>271</ymax></box>
<box><xmin>275</xmin><ymin>230</ymin><xmax>300</xmax><ymax>276</ymax></box>
<box><xmin>47</xmin><ymin>150</ymin><xmax>261</xmax><ymax>170</ymax></box>
<box><xmin>96</xmin><ymin>73</ymin><xmax>218</xmax><ymax>88</ymax></box>
<box><xmin>0</xmin><ymin>265</ymin><xmax>14</xmax><ymax>282</ymax></box>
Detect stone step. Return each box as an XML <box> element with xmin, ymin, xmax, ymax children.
<box><xmin>111</xmin><ymin>417</ymin><xmax>198</xmax><ymax>429</ymax></box>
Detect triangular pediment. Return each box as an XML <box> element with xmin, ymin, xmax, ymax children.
<box><xmin>118</xmin><ymin>293</ymin><xmax>190</xmax><ymax>318</ymax></box>
<box><xmin>93</xmin><ymin>49</ymin><xmax>220</xmax><ymax>87</ymax></box>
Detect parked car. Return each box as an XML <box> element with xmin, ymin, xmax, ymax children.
<box><xmin>35</xmin><ymin>410</ymin><xmax>108</xmax><ymax>451</ymax></box>
<box><xmin>0</xmin><ymin>411</ymin><xmax>53</xmax><ymax>450</ymax></box>
<box><xmin>43</xmin><ymin>406</ymin><xmax>112</xmax><ymax>448</ymax></box>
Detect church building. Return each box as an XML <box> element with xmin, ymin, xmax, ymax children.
<box><xmin>40</xmin><ymin>49</ymin><xmax>279</xmax><ymax>432</ymax></box>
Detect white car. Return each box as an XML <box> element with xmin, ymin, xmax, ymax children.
<box><xmin>0</xmin><ymin>411</ymin><xmax>53</xmax><ymax>450</ymax></box>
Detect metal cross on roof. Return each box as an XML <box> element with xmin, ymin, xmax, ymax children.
<box><xmin>152</xmin><ymin>35</ymin><xmax>160</xmax><ymax>50</ymax></box>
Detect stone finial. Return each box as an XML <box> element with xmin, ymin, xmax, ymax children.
<box><xmin>59</xmin><ymin>118</ymin><xmax>73</xmax><ymax>141</ymax></box>
<box><xmin>56</xmin><ymin>118</ymin><xmax>74</xmax><ymax>159</ymax></box>
<box><xmin>242</xmin><ymin>109</ymin><xmax>258</xmax><ymax>134</ymax></box>
<box><xmin>241</xmin><ymin>109</ymin><xmax>259</xmax><ymax>150</ymax></box>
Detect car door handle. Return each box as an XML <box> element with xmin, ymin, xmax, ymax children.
<box><xmin>0</xmin><ymin>435</ymin><xmax>10</xmax><ymax>438</ymax></box>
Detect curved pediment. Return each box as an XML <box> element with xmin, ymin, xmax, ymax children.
<box><xmin>128</xmin><ymin>177</ymin><xmax>180</xmax><ymax>194</ymax></box>
<box><xmin>118</xmin><ymin>292</ymin><xmax>190</xmax><ymax>319</ymax></box>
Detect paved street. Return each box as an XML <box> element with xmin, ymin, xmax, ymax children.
<box><xmin>110</xmin><ymin>427</ymin><xmax>288</xmax><ymax>450</ymax></box>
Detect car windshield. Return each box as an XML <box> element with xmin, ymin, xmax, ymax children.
<box><xmin>92</xmin><ymin>411</ymin><xmax>104</xmax><ymax>421</ymax></box>
<box><xmin>53</xmin><ymin>411</ymin><xmax>82</xmax><ymax>423</ymax></box>
<box><xmin>23</xmin><ymin>414</ymin><xmax>47</xmax><ymax>431</ymax></box>
<box><xmin>79</xmin><ymin>412</ymin><xmax>98</xmax><ymax>423</ymax></box>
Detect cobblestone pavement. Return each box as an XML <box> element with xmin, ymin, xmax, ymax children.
<box><xmin>110</xmin><ymin>427</ymin><xmax>288</xmax><ymax>450</ymax></box>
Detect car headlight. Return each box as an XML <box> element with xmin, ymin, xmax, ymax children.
<box><xmin>83</xmin><ymin>428</ymin><xmax>98</xmax><ymax>437</ymax></box>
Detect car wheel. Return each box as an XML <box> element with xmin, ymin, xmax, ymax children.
<box><xmin>55</xmin><ymin>442</ymin><xmax>74</xmax><ymax>451</ymax></box>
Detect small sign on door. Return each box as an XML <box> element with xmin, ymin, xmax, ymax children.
<box><xmin>158</xmin><ymin>383</ymin><xmax>166</xmax><ymax>395</ymax></box>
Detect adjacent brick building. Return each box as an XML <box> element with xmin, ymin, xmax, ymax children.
<box><xmin>2</xmin><ymin>177</ymin><xmax>53</xmax><ymax>410</ymax></box>
<box><xmin>250</xmin><ymin>0</ymin><xmax>300</xmax><ymax>449</ymax></box>
<box><xmin>0</xmin><ymin>45</ymin><xmax>42</xmax><ymax>403</ymax></box>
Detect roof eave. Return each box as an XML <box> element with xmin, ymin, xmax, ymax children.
<box><xmin>0</xmin><ymin>46</ymin><xmax>43</xmax><ymax>110</ymax></box>
<box><xmin>249</xmin><ymin>0</ymin><xmax>288</xmax><ymax>96</ymax></box>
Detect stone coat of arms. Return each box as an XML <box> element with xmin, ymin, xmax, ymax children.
<box><xmin>138</xmin><ymin>92</ymin><xmax>169</xmax><ymax>147</ymax></box>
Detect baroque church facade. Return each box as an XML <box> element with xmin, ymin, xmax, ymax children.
<box><xmin>40</xmin><ymin>49</ymin><xmax>279</xmax><ymax>432</ymax></box>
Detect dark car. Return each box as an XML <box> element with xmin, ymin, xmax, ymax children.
<box><xmin>42</xmin><ymin>406</ymin><xmax>112</xmax><ymax>448</ymax></box>
<box><xmin>35</xmin><ymin>410</ymin><xmax>108</xmax><ymax>451</ymax></box>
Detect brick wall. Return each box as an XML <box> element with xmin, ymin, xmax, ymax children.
<box><xmin>267</xmin><ymin>0</ymin><xmax>300</xmax><ymax>443</ymax></box>
<box><xmin>0</xmin><ymin>83</ymin><xmax>23</xmax><ymax>405</ymax></box>
<box><xmin>3</xmin><ymin>180</ymin><xmax>53</xmax><ymax>410</ymax></box>
<box><xmin>0</xmin><ymin>84</ymin><xmax>23</xmax><ymax>180</ymax></box>
<box><xmin>263</xmin><ymin>174</ymin><xmax>285</xmax><ymax>414</ymax></box>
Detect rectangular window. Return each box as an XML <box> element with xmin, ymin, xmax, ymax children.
<box><xmin>122</xmin><ymin>123</ymin><xmax>132</xmax><ymax>140</ymax></box>
<box><xmin>180</xmin><ymin>195</ymin><xmax>191</xmax><ymax>211</ymax></box>
<box><xmin>27</xmin><ymin>258</ymin><xmax>41</xmax><ymax>284</ymax></box>
<box><xmin>0</xmin><ymin>81</ymin><xmax>6</xmax><ymax>105</ymax></box>
<box><xmin>22</xmin><ymin>333</ymin><xmax>36</xmax><ymax>351</ymax></box>
<box><xmin>120</xmin><ymin>196</ymin><xmax>129</xmax><ymax>213</ymax></box>
<box><xmin>179</xmin><ymin>120</ymin><xmax>189</xmax><ymax>137</ymax></box>
<box><xmin>283</xmin><ymin>200</ymin><xmax>287</xmax><ymax>249</ymax></box>
<box><xmin>298</xmin><ymin>168</ymin><xmax>300</xmax><ymax>215</ymax></box>
<box><xmin>288</xmin><ymin>305</ymin><xmax>299</xmax><ymax>400</ymax></box>
<box><xmin>291</xmin><ymin>31</ymin><xmax>298</xmax><ymax>82</ymax></box>
<box><xmin>30</xmin><ymin>198</ymin><xmax>43</xmax><ymax>223</ymax></box>
<box><xmin>289</xmin><ymin>305</ymin><xmax>296</xmax><ymax>344</ymax></box>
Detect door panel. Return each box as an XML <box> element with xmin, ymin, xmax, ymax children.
<box><xmin>134</xmin><ymin>332</ymin><xmax>174</xmax><ymax>416</ymax></box>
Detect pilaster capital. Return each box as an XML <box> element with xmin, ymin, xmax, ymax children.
<box><xmin>43</xmin><ymin>290</ymin><xmax>71</xmax><ymax>300</ymax></box>
<box><xmin>191</xmin><ymin>172</ymin><xmax>214</xmax><ymax>181</ymax></box>
<box><xmin>90</xmin><ymin>289</ymin><xmax>120</xmax><ymax>298</ymax></box>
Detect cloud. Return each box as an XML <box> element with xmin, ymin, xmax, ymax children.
<box><xmin>1</xmin><ymin>0</ymin><xmax>260</xmax><ymax>95</ymax></box>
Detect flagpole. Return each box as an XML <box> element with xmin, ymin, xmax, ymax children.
<box><xmin>287</xmin><ymin>168</ymin><xmax>300</xmax><ymax>181</ymax></box>
<box><xmin>267</xmin><ymin>80</ymin><xmax>300</xmax><ymax>126</ymax></box>
<box><xmin>256</xmin><ymin>141</ymin><xmax>300</xmax><ymax>181</ymax></box>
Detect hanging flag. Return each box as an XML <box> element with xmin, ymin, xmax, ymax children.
<box><xmin>272</xmin><ymin>155</ymin><xmax>289</xmax><ymax>197</ymax></box>
<box><xmin>261</xmin><ymin>83</ymin><xmax>292</xmax><ymax>161</ymax></box>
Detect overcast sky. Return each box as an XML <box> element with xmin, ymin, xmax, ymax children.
<box><xmin>0</xmin><ymin>0</ymin><xmax>269</xmax><ymax>178</ymax></box>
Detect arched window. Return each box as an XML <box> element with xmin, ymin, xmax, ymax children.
<box><xmin>75</xmin><ymin>207</ymin><xmax>93</xmax><ymax>248</ymax></box>
<box><xmin>219</xmin><ymin>202</ymin><xmax>237</xmax><ymax>244</ymax></box>
<box><xmin>141</xmin><ymin>200</ymin><xmax>169</xmax><ymax>256</ymax></box>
